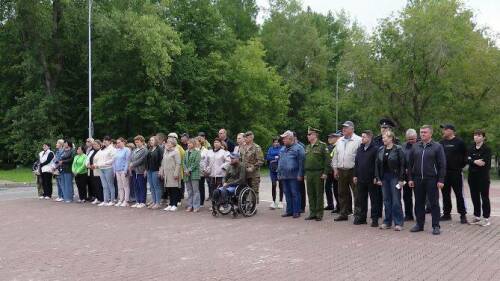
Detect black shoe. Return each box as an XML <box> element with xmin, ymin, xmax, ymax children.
<box><xmin>315</xmin><ymin>217</ymin><xmax>323</xmax><ymax>221</ymax></box>
<box><xmin>410</xmin><ymin>225</ymin><xmax>424</xmax><ymax>232</ymax></box>
<box><xmin>293</xmin><ymin>213</ymin><xmax>300</xmax><ymax>218</ymax></box>
<box><xmin>460</xmin><ymin>215</ymin><xmax>468</xmax><ymax>224</ymax></box>
<box><xmin>334</xmin><ymin>215</ymin><xmax>348</xmax><ymax>221</ymax></box>
<box><xmin>281</xmin><ymin>213</ymin><xmax>293</xmax><ymax>218</ymax></box>
<box><xmin>353</xmin><ymin>218</ymin><xmax>367</xmax><ymax>225</ymax></box>
<box><xmin>305</xmin><ymin>216</ymin><xmax>316</xmax><ymax>220</ymax></box>
<box><xmin>324</xmin><ymin>205</ymin><xmax>333</xmax><ymax>211</ymax></box>
<box><xmin>432</xmin><ymin>227</ymin><xmax>441</xmax><ymax>235</ymax></box>
<box><xmin>440</xmin><ymin>214</ymin><xmax>452</xmax><ymax>221</ymax></box>
<box><xmin>404</xmin><ymin>216</ymin><xmax>414</xmax><ymax>221</ymax></box>
<box><xmin>371</xmin><ymin>220</ymin><xmax>379</xmax><ymax>227</ymax></box>
<box><xmin>331</xmin><ymin>208</ymin><xmax>339</xmax><ymax>214</ymax></box>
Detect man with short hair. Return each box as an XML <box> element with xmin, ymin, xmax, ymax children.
<box><xmin>331</xmin><ymin>121</ymin><xmax>362</xmax><ymax>221</ymax></box>
<box><xmin>408</xmin><ymin>125</ymin><xmax>446</xmax><ymax>235</ymax></box>
<box><xmin>439</xmin><ymin>124</ymin><xmax>468</xmax><ymax>224</ymax></box>
<box><xmin>241</xmin><ymin>131</ymin><xmax>264</xmax><ymax>203</ymax></box>
<box><xmin>353</xmin><ymin>130</ymin><xmax>381</xmax><ymax>226</ymax></box>
<box><xmin>277</xmin><ymin>130</ymin><xmax>305</xmax><ymax>218</ymax></box>
<box><xmin>324</xmin><ymin>131</ymin><xmax>341</xmax><ymax>212</ymax></box>
<box><xmin>218</xmin><ymin>128</ymin><xmax>235</xmax><ymax>153</ymax></box>
<box><xmin>373</xmin><ymin>118</ymin><xmax>400</xmax><ymax>148</ymax></box>
<box><xmin>180</xmin><ymin>133</ymin><xmax>189</xmax><ymax>151</ymax></box>
<box><xmin>304</xmin><ymin>127</ymin><xmax>329</xmax><ymax>221</ymax></box>
<box><xmin>401</xmin><ymin>129</ymin><xmax>418</xmax><ymax>221</ymax></box>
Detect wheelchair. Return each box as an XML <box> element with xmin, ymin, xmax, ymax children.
<box><xmin>211</xmin><ymin>184</ymin><xmax>257</xmax><ymax>218</ymax></box>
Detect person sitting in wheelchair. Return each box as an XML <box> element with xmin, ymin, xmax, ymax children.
<box><xmin>215</xmin><ymin>152</ymin><xmax>246</xmax><ymax>207</ymax></box>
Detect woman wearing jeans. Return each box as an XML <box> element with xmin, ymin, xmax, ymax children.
<box><xmin>183</xmin><ymin>138</ymin><xmax>201</xmax><ymax>212</ymax></box>
<box><xmin>146</xmin><ymin>136</ymin><xmax>163</xmax><ymax>209</ymax></box>
<box><xmin>95</xmin><ymin>136</ymin><xmax>116</xmax><ymax>206</ymax></box>
<box><xmin>114</xmin><ymin>137</ymin><xmax>131</xmax><ymax>207</ymax></box>
<box><xmin>467</xmin><ymin>129</ymin><xmax>492</xmax><ymax>227</ymax></box>
<box><xmin>375</xmin><ymin>131</ymin><xmax>406</xmax><ymax>231</ymax></box>
<box><xmin>59</xmin><ymin>140</ymin><xmax>75</xmax><ymax>203</ymax></box>
<box><xmin>129</xmin><ymin>135</ymin><xmax>148</xmax><ymax>208</ymax></box>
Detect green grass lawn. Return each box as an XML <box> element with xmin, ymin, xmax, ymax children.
<box><xmin>0</xmin><ymin>168</ymin><xmax>36</xmax><ymax>183</ymax></box>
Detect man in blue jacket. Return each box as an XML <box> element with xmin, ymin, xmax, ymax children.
<box><xmin>408</xmin><ymin>125</ymin><xmax>447</xmax><ymax>235</ymax></box>
<box><xmin>277</xmin><ymin>130</ymin><xmax>305</xmax><ymax>219</ymax></box>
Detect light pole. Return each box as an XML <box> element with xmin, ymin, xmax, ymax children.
<box><xmin>88</xmin><ymin>0</ymin><xmax>93</xmax><ymax>138</ymax></box>
<box><xmin>335</xmin><ymin>70</ymin><xmax>339</xmax><ymax>130</ymax></box>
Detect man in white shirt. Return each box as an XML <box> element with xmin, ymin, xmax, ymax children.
<box><xmin>331</xmin><ymin>121</ymin><xmax>362</xmax><ymax>221</ymax></box>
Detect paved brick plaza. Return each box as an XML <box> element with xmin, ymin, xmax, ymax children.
<box><xmin>1</xmin><ymin>178</ymin><xmax>500</xmax><ymax>281</ymax></box>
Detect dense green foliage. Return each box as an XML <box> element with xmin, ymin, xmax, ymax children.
<box><xmin>0</xmin><ymin>0</ymin><xmax>498</xmax><ymax>165</ymax></box>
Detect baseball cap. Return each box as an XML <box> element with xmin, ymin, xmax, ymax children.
<box><xmin>280</xmin><ymin>130</ymin><xmax>294</xmax><ymax>138</ymax></box>
<box><xmin>342</xmin><ymin>121</ymin><xmax>354</xmax><ymax>128</ymax></box>
<box><xmin>167</xmin><ymin>132</ymin><xmax>178</xmax><ymax>139</ymax></box>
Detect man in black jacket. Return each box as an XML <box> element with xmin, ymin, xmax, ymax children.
<box><xmin>439</xmin><ymin>124</ymin><xmax>468</xmax><ymax>224</ymax></box>
<box><xmin>353</xmin><ymin>130</ymin><xmax>382</xmax><ymax>226</ymax></box>
<box><xmin>373</xmin><ymin>118</ymin><xmax>400</xmax><ymax>148</ymax></box>
<box><xmin>408</xmin><ymin>125</ymin><xmax>447</xmax><ymax>235</ymax></box>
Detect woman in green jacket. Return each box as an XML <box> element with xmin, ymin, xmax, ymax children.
<box><xmin>183</xmin><ymin>138</ymin><xmax>202</xmax><ymax>212</ymax></box>
<box><xmin>72</xmin><ymin>145</ymin><xmax>88</xmax><ymax>203</ymax></box>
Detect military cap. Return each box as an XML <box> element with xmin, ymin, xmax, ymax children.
<box><xmin>379</xmin><ymin>118</ymin><xmax>396</xmax><ymax>128</ymax></box>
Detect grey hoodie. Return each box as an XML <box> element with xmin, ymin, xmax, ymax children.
<box><xmin>129</xmin><ymin>146</ymin><xmax>148</xmax><ymax>174</ymax></box>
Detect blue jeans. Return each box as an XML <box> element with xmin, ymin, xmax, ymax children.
<box><xmin>99</xmin><ymin>168</ymin><xmax>115</xmax><ymax>202</ymax></box>
<box><xmin>61</xmin><ymin>172</ymin><xmax>74</xmax><ymax>202</ymax></box>
<box><xmin>147</xmin><ymin>170</ymin><xmax>162</xmax><ymax>204</ymax></box>
<box><xmin>132</xmin><ymin>171</ymin><xmax>147</xmax><ymax>204</ymax></box>
<box><xmin>282</xmin><ymin>178</ymin><xmax>301</xmax><ymax>215</ymax></box>
<box><xmin>382</xmin><ymin>172</ymin><xmax>404</xmax><ymax>226</ymax></box>
<box><xmin>56</xmin><ymin>175</ymin><xmax>63</xmax><ymax>198</ymax></box>
<box><xmin>186</xmin><ymin>180</ymin><xmax>200</xmax><ymax>209</ymax></box>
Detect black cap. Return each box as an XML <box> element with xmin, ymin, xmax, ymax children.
<box><xmin>440</xmin><ymin>124</ymin><xmax>455</xmax><ymax>131</ymax></box>
<box><xmin>328</xmin><ymin>131</ymin><xmax>342</xmax><ymax>138</ymax></box>
<box><xmin>379</xmin><ymin>118</ymin><xmax>396</xmax><ymax>128</ymax></box>
<box><xmin>197</xmin><ymin>132</ymin><xmax>206</xmax><ymax>137</ymax></box>
<box><xmin>181</xmin><ymin>133</ymin><xmax>189</xmax><ymax>138</ymax></box>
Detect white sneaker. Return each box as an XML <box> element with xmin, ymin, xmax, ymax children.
<box><xmin>115</xmin><ymin>201</ymin><xmax>122</xmax><ymax>207</ymax></box>
<box><xmin>164</xmin><ymin>206</ymin><xmax>172</xmax><ymax>211</ymax></box>
<box><xmin>269</xmin><ymin>202</ymin><xmax>277</xmax><ymax>210</ymax></box>
<box><xmin>98</xmin><ymin>202</ymin><xmax>107</xmax><ymax>207</ymax></box>
<box><xmin>91</xmin><ymin>199</ymin><xmax>99</xmax><ymax>204</ymax></box>
<box><xmin>44</xmin><ymin>196</ymin><xmax>50</xmax><ymax>200</ymax></box>
<box><xmin>131</xmin><ymin>203</ymin><xmax>138</xmax><ymax>208</ymax></box>
<box><xmin>55</xmin><ymin>198</ymin><xmax>63</xmax><ymax>202</ymax></box>
<box><xmin>136</xmin><ymin>203</ymin><xmax>145</xmax><ymax>208</ymax></box>
<box><xmin>177</xmin><ymin>202</ymin><xmax>182</xmax><ymax>207</ymax></box>
<box><xmin>481</xmin><ymin>218</ymin><xmax>491</xmax><ymax>227</ymax></box>
<box><xmin>38</xmin><ymin>196</ymin><xmax>44</xmax><ymax>200</ymax></box>
<box><xmin>170</xmin><ymin>206</ymin><xmax>178</xmax><ymax>212</ymax></box>
<box><xmin>469</xmin><ymin>217</ymin><xmax>481</xmax><ymax>225</ymax></box>
<box><xmin>106</xmin><ymin>201</ymin><xmax>115</xmax><ymax>206</ymax></box>
<box><xmin>120</xmin><ymin>202</ymin><xmax>129</xmax><ymax>207</ymax></box>
<box><xmin>277</xmin><ymin>202</ymin><xmax>283</xmax><ymax>209</ymax></box>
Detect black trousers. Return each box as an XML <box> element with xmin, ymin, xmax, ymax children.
<box><xmin>209</xmin><ymin>177</ymin><xmax>223</xmax><ymax>199</ymax></box>
<box><xmin>199</xmin><ymin>177</ymin><xmax>206</xmax><ymax>205</ymax></box>
<box><xmin>90</xmin><ymin>176</ymin><xmax>104</xmax><ymax>202</ymax></box>
<box><xmin>114</xmin><ymin>176</ymin><xmax>118</xmax><ymax>200</ymax></box>
<box><xmin>414</xmin><ymin>178</ymin><xmax>440</xmax><ymax>228</ymax></box>
<box><xmin>324</xmin><ymin>174</ymin><xmax>339</xmax><ymax>209</ymax></box>
<box><xmin>403</xmin><ymin>183</ymin><xmax>414</xmax><ymax>219</ymax></box>
<box><xmin>180</xmin><ymin>180</ymin><xmax>185</xmax><ymax>199</ymax></box>
<box><xmin>356</xmin><ymin>181</ymin><xmax>382</xmax><ymax>220</ymax></box>
<box><xmin>272</xmin><ymin>180</ymin><xmax>284</xmax><ymax>202</ymax></box>
<box><xmin>41</xmin><ymin>172</ymin><xmax>53</xmax><ymax>198</ymax></box>
<box><xmin>75</xmin><ymin>174</ymin><xmax>88</xmax><ymax>201</ymax></box>
<box><xmin>441</xmin><ymin>170</ymin><xmax>466</xmax><ymax>216</ymax></box>
<box><xmin>468</xmin><ymin>173</ymin><xmax>490</xmax><ymax>218</ymax></box>
<box><xmin>299</xmin><ymin>180</ymin><xmax>306</xmax><ymax>211</ymax></box>
<box><xmin>167</xmin><ymin>187</ymin><xmax>180</xmax><ymax>206</ymax></box>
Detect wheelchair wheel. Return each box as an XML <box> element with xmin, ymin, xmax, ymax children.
<box><xmin>238</xmin><ymin>187</ymin><xmax>257</xmax><ymax>217</ymax></box>
<box><xmin>216</xmin><ymin>203</ymin><xmax>232</xmax><ymax>216</ymax></box>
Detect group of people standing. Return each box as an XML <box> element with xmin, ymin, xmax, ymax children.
<box><xmin>273</xmin><ymin>119</ymin><xmax>492</xmax><ymax>236</ymax></box>
<box><xmin>34</xmin><ymin>121</ymin><xmax>492</xmax><ymax>236</ymax></box>
<box><xmin>34</xmin><ymin>129</ymin><xmax>264</xmax><ymax>213</ymax></box>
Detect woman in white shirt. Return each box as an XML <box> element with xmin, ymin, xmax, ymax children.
<box><xmin>94</xmin><ymin>136</ymin><xmax>117</xmax><ymax>206</ymax></box>
<box><xmin>204</xmin><ymin>138</ymin><xmax>230</xmax><ymax>201</ymax></box>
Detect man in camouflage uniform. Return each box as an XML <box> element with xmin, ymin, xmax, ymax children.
<box><xmin>240</xmin><ymin>131</ymin><xmax>264</xmax><ymax>203</ymax></box>
<box><xmin>304</xmin><ymin>127</ymin><xmax>330</xmax><ymax>221</ymax></box>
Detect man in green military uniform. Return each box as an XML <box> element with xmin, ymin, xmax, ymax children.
<box><xmin>241</xmin><ymin>131</ymin><xmax>264</xmax><ymax>203</ymax></box>
<box><xmin>304</xmin><ymin>127</ymin><xmax>330</xmax><ymax>221</ymax></box>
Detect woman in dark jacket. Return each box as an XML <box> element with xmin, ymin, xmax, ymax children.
<box><xmin>59</xmin><ymin>140</ymin><xmax>75</xmax><ymax>203</ymax></box>
<box><xmin>146</xmin><ymin>136</ymin><xmax>163</xmax><ymax>209</ymax></box>
<box><xmin>467</xmin><ymin>129</ymin><xmax>492</xmax><ymax>227</ymax></box>
<box><xmin>375</xmin><ymin>131</ymin><xmax>406</xmax><ymax>231</ymax></box>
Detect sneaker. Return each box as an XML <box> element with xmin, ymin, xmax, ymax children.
<box><xmin>76</xmin><ymin>199</ymin><xmax>82</xmax><ymax>203</ymax></box>
<box><xmin>91</xmin><ymin>199</ymin><xmax>99</xmax><ymax>205</ymax></box>
<box><xmin>146</xmin><ymin>201</ymin><xmax>153</xmax><ymax>207</ymax></box>
<box><xmin>106</xmin><ymin>202</ymin><xmax>115</xmax><ymax>207</ymax></box>
<box><xmin>170</xmin><ymin>206</ymin><xmax>178</xmax><ymax>212</ymax></box>
<box><xmin>55</xmin><ymin>198</ymin><xmax>64</xmax><ymax>202</ymax></box>
<box><xmin>277</xmin><ymin>202</ymin><xmax>283</xmax><ymax>209</ymax></box>
<box><xmin>120</xmin><ymin>202</ymin><xmax>129</xmax><ymax>207</ymax></box>
<box><xmin>38</xmin><ymin>196</ymin><xmax>44</xmax><ymax>200</ymax></box>
<box><xmin>410</xmin><ymin>225</ymin><xmax>424</xmax><ymax>232</ymax></box>
<box><xmin>152</xmin><ymin>204</ymin><xmax>161</xmax><ymax>210</ymax></box>
<box><xmin>115</xmin><ymin>201</ymin><xmax>122</xmax><ymax>207</ymax></box>
<box><xmin>469</xmin><ymin>217</ymin><xmax>481</xmax><ymax>225</ymax></box>
<box><xmin>131</xmin><ymin>203</ymin><xmax>139</xmax><ymax>208</ymax></box>
<box><xmin>98</xmin><ymin>202</ymin><xmax>107</xmax><ymax>207</ymax></box>
<box><xmin>163</xmin><ymin>206</ymin><xmax>172</xmax><ymax>211</ymax></box>
<box><xmin>432</xmin><ymin>227</ymin><xmax>441</xmax><ymax>235</ymax></box>
<box><xmin>44</xmin><ymin>196</ymin><xmax>51</xmax><ymax>200</ymax></box>
<box><xmin>136</xmin><ymin>203</ymin><xmax>146</xmax><ymax>209</ymax></box>
<box><xmin>394</xmin><ymin>225</ymin><xmax>403</xmax><ymax>231</ymax></box>
<box><xmin>177</xmin><ymin>202</ymin><xmax>182</xmax><ymax>207</ymax></box>
<box><xmin>379</xmin><ymin>224</ymin><xmax>391</xmax><ymax>230</ymax></box>
<box><xmin>193</xmin><ymin>208</ymin><xmax>200</xmax><ymax>213</ymax></box>
<box><xmin>371</xmin><ymin>220</ymin><xmax>379</xmax><ymax>228</ymax></box>
<box><xmin>481</xmin><ymin>218</ymin><xmax>491</xmax><ymax>227</ymax></box>
<box><xmin>269</xmin><ymin>202</ymin><xmax>277</xmax><ymax>210</ymax></box>
<box><xmin>440</xmin><ymin>214</ymin><xmax>452</xmax><ymax>221</ymax></box>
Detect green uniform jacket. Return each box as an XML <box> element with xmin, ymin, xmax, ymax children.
<box><xmin>183</xmin><ymin>149</ymin><xmax>201</xmax><ymax>181</ymax></box>
<box><xmin>72</xmin><ymin>154</ymin><xmax>88</xmax><ymax>175</ymax></box>
<box><xmin>305</xmin><ymin>141</ymin><xmax>329</xmax><ymax>174</ymax></box>
<box><xmin>224</xmin><ymin>163</ymin><xmax>246</xmax><ymax>186</ymax></box>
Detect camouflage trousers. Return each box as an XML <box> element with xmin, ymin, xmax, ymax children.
<box><xmin>246</xmin><ymin>177</ymin><xmax>261</xmax><ymax>203</ymax></box>
<box><xmin>36</xmin><ymin>175</ymin><xmax>43</xmax><ymax>196</ymax></box>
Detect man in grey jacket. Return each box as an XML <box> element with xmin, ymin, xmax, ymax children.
<box><xmin>408</xmin><ymin>125</ymin><xmax>447</xmax><ymax>235</ymax></box>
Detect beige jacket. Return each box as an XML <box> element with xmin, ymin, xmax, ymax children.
<box><xmin>159</xmin><ymin>148</ymin><xmax>181</xmax><ymax>188</ymax></box>
<box><xmin>331</xmin><ymin>134</ymin><xmax>362</xmax><ymax>170</ymax></box>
